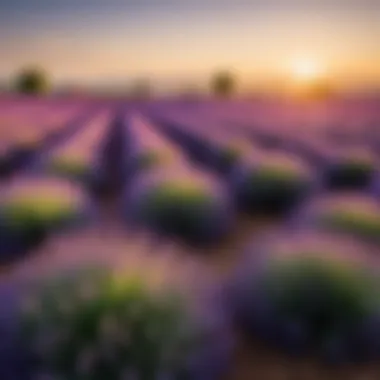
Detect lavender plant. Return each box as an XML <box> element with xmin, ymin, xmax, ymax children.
<box><xmin>324</xmin><ymin>152</ymin><xmax>375</xmax><ymax>190</ymax></box>
<box><xmin>127</xmin><ymin>171</ymin><xmax>233</xmax><ymax>244</ymax></box>
<box><xmin>230</xmin><ymin>154</ymin><xmax>312</xmax><ymax>216</ymax></box>
<box><xmin>0</xmin><ymin>178</ymin><xmax>90</xmax><ymax>258</ymax></box>
<box><xmin>20</xmin><ymin>266</ymin><xmax>229</xmax><ymax>380</ymax></box>
<box><xmin>311</xmin><ymin>197</ymin><xmax>380</xmax><ymax>244</ymax></box>
<box><xmin>230</xmin><ymin>238</ymin><xmax>380</xmax><ymax>363</ymax></box>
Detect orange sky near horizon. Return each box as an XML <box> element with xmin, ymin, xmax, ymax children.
<box><xmin>0</xmin><ymin>2</ymin><xmax>379</xmax><ymax>93</ymax></box>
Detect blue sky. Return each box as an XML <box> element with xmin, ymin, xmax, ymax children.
<box><xmin>1</xmin><ymin>0</ymin><xmax>379</xmax><ymax>91</ymax></box>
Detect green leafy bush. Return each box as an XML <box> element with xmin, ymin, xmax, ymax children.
<box><xmin>129</xmin><ymin>176</ymin><xmax>232</xmax><ymax>244</ymax></box>
<box><xmin>324</xmin><ymin>155</ymin><xmax>375</xmax><ymax>190</ymax></box>
<box><xmin>14</xmin><ymin>67</ymin><xmax>50</xmax><ymax>95</ymax></box>
<box><xmin>211</xmin><ymin>71</ymin><xmax>236</xmax><ymax>98</ymax></box>
<box><xmin>20</xmin><ymin>268</ymin><xmax>212</xmax><ymax>379</ymax></box>
<box><xmin>314</xmin><ymin>200</ymin><xmax>380</xmax><ymax>244</ymax></box>
<box><xmin>136</xmin><ymin>150</ymin><xmax>177</xmax><ymax>171</ymax></box>
<box><xmin>231</xmin><ymin>156</ymin><xmax>312</xmax><ymax>216</ymax></box>
<box><xmin>0</xmin><ymin>179</ymin><xmax>89</xmax><ymax>258</ymax></box>
<box><xmin>49</xmin><ymin>157</ymin><xmax>89</xmax><ymax>181</ymax></box>
<box><xmin>262</xmin><ymin>256</ymin><xmax>378</xmax><ymax>339</ymax></box>
<box><xmin>232</xmin><ymin>248</ymin><xmax>380</xmax><ymax>362</ymax></box>
<box><xmin>1</xmin><ymin>192</ymin><xmax>81</xmax><ymax>231</ymax></box>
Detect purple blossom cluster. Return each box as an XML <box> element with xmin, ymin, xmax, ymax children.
<box><xmin>0</xmin><ymin>176</ymin><xmax>93</xmax><ymax>263</ymax></box>
<box><xmin>0</xmin><ymin>97</ymin><xmax>380</xmax><ymax>378</ymax></box>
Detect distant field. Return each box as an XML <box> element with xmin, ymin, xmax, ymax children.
<box><xmin>1</xmin><ymin>96</ymin><xmax>380</xmax><ymax>379</ymax></box>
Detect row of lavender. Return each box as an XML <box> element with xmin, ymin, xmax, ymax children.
<box><xmin>2</xmin><ymin>99</ymin><xmax>380</xmax><ymax>379</ymax></box>
<box><xmin>10</xmin><ymin>233</ymin><xmax>380</xmax><ymax>379</ymax></box>
<box><xmin>2</xmin><ymin>96</ymin><xmax>380</xmax><ymax>254</ymax></box>
<box><xmin>0</xmin><ymin>98</ymin><xmax>98</xmax><ymax>176</ymax></box>
<box><xmin>4</xmin><ymin>98</ymin><xmax>378</xmax><ymax>256</ymax></box>
<box><xmin>0</xmin><ymin>102</ymin><xmax>116</xmax><ymax>263</ymax></box>
<box><xmin>121</xmin><ymin>112</ymin><xmax>235</xmax><ymax>244</ymax></box>
<box><xmin>118</xmin><ymin>102</ymin><xmax>380</xmax><ymax>365</ymax></box>
<box><xmin>144</xmin><ymin>104</ymin><xmax>379</xmax><ymax>237</ymax></box>
<box><xmin>0</xmin><ymin>104</ymin><xmax>232</xmax><ymax>379</ymax></box>
<box><xmin>111</xmin><ymin>102</ymin><xmax>380</xmax><ymax>365</ymax></box>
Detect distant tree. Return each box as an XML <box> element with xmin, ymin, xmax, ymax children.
<box><xmin>14</xmin><ymin>67</ymin><xmax>50</xmax><ymax>95</ymax></box>
<box><xmin>129</xmin><ymin>79</ymin><xmax>152</xmax><ymax>99</ymax></box>
<box><xmin>0</xmin><ymin>82</ymin><xmax>8</xmax><ymax>94</ymax></box>
<box><xmin>211</xmin><ymin>70</ymin><xmax>236</xmax><ymax>98</ymax></box>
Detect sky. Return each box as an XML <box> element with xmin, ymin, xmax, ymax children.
<box><xmin>0</xmin><ymin>0</ymin><xmax>379</xmax><ymax>93</ymax></box>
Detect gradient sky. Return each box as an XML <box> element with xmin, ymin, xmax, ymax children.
<box><xmin>0</xmin><ymin>0</ymin><xmax>379</xmax><ymax>92</ymax></box>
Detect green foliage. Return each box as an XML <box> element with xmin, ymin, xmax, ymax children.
<box><xmin>0</xmin><ymin>192</ymin><xmax>82</xmax><ymax>253</ymax></box>
<box><xmin>49</xmin><ymin>158</ymin><xmax>89</xmax><ymax>181</ymax></box>
<box><xmin>326</xmin><ymin>159</ymin><xmax>374</xmax><ymax>189</ymax></box>
<box><xmin>211</xmin><ymin>71</ymin><xmax>235</xmax><ymax>98</ymax></box>
<box><xmin>261</xmin><ymin>254</ymin><xmax>380</xmax><ymax>344</ymax></box>
<box><xmin>20</xmin><ymin>268</ymin><xmax>202</xmax><ymax>379</ymax></box>
<box><xmin>1</xmin><ymin>195</ymin><xmax>77</xmax><ymax>232</ymax></box>
<box><xmin>135</xmin><ymin>180</ymin><xmax>227</xmax><ymax>243</ymax></box>
<box><xmin>140</xmin><ymin>183</ymin><xmax>213</xmax><ymax>226</ymax></box>
<box><xmin>136</xmin><ymin>151</ymin><xmax>176</xmax><ymax>171</ymax></box>
<box><xmin>317</xmin><ymin>207</ymin><xmax>380</xmax><ymax>243</ymax></box>
<box><xmin>14</xmin><ymin>67</ymin><xmax>50</xmax><ymax>95</ymax></box>
<box><xmin>235</xmin><ymin>162</ymin><xmax>310</xmax><ymax>215</ymax></box>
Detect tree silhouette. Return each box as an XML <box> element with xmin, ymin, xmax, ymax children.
<box><xmin>211</xmin><ymin>70</ymin><xmax>235</xmax><ymax>98</ymax></box>
<box><xmin>129</xmin><ymin>79</ymin><xmax>152</xmax><ymax>99</ymax></box>
<box><xmin>14</xmin><ymin>67</ymin><xmax>50</xmax><ymax>95</ymax></box>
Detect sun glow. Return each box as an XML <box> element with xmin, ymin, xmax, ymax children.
<box><xmin>290</xmin><ymin>59</ymin><xmax>325</xmax><ymax>82</ymax></box>
<box><xmin>286</xmin><ymin>58</ymin><xmax>333</xmax><ymax>100</ymax></box>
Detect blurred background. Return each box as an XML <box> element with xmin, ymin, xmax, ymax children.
<box><xmin>0</xmin><ymin>0</ymin><xmax>379</xmax><ymax>100</ymax></box>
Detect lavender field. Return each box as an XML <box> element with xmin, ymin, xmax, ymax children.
<box><xmin>1</xmin><ymin>96</ymin><xmax>380</xmax><ymax>379</ymax></box>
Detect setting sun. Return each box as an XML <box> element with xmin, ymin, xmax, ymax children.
<box><xmin>290</xmin><ymin>59</ymin><xmax>325</xmax><ymax>83</ymax></box>
<box><xmin>286</xmin><ymin>58</ymin><xmax>333</xmax><ymax>99</ymax></box>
